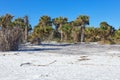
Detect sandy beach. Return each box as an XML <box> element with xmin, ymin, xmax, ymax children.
<box><xmin>0</xmin><ymin>43</ymin><xmax>120</xmax><ymax>80</ymax></box>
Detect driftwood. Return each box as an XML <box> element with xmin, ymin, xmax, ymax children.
<box><xmin>20</xmin><ymin>60</ymin><xmax>57</xmax><ymax>67</ymax></box>
<box><xmin>78</xmin><ymin>56</ymin><xmax>90</xmax><ymax>61</ymax></box>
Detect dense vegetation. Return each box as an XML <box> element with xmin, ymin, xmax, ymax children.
<box><xmin>32</xmin><ymin>15</ymin><xmax>119</xmax><ymax>44</ymax></box>
<box><xmin>0</xmin><ymin>13</ymin><xmax>120</xmax><ymax>51</ymax></box>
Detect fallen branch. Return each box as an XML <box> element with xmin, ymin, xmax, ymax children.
<box><xmin>78</xmin><ymin>56</ymin><xmax>90</xmax><ymax>61</ymax></box>
<box><xmin>20</xmin><ymin>60</ymin><xmax>57</xmax><ymax>67</ymax></box>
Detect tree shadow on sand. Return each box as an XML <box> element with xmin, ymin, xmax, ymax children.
<box><xmin>18</xmin><ymin>48</ymin><xmax>61</xmax><ymax>52</ymax></box>
<box><xmin>40</xmin><ymin>43</ymin><xmax>72</xmax><ymax>46</ymax></box>
<box><xmin>18</xmin><ymin>43</ymin><xmax>73</xmax><ymax>52</ymax></box>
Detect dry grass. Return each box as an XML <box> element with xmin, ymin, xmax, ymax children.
<box><xmin>0</xmin><ymin>28</ymin><xmax>22</xmax><ymax>51</ymax></box>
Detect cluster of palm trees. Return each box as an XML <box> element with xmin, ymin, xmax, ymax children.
<box><xmin>33</xmin><ymin>15</ymin><xmax>89</xmax><ymax>43</ymax></box>
<box><xmin>0</xmin><ymin>13</ymin><xmax>120</xmax><ymax>45</ymax></box>
<box><xmin>32</xmin><ymin>15</ymin><xmax>120</xmax><ymax>44</ymax></box>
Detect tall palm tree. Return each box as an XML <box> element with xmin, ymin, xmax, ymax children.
<box><xmin>52</xmin><ymin>17</ymin><xmax>68</xmax><ymax>41</ymax></box>
<box><xmin>32</xmin><ymin>15</ymin><xmax>52</xmax><ymax>41</ymax></box>
<box><xmin>75</xmin><ymin>15</ymin><xmax>89</xmax><ymax>42</ymax></box>
<box><xmin>24</xmin><ymin>16</ymin><xmax>29</xmax><ymax>43</ymax></box>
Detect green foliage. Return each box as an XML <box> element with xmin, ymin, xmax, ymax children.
<box><xmin>114</xmin><ymin>29</ymin><xmax>120</xmax><ymax>39</ymax></box>
<box><xmin>75</xmin><ymin>15</ymin><xmax>89</xmax><ymax>26</ymax></box>
<box><xmin>85</xmin><ymin>27</ymin><xmax>98</xmax><ymax>42</ymax></box>
<box><xmin>112</xmin><ymin>29</ymin><xmax>120</xmax><ymax>44</ymax></box>
<box><xmin>39</xmin><ymin>15</ymin><xmax>52</xmax><ymax>27</ymax></box>
<box><xmin>61</xmin><ymin>24</ymin><xmax>72</xmax><ymax>34</ymax></box>
<box><xmin>32</xmin><ymin>25</ymin><xmax>53</xmax><ymax>41</ymax></box>
<box><xmin>32</xmin><ymin>15</ymin><xmax>53</xmax><ymax>41</ymax></box>
<box><xmin>98</xmin><ymin>22</ymin><xmax>115</xmax><ymax>41</ymax></box>
<box><xmin>0</xmin><ymin>14</ymin><xmax>14</xmax><ymax>29</ymax></box>
<box><xmin>61</xmin><ymin>24</ymin><xmax>72</xmax><ymax>41</ymax></box>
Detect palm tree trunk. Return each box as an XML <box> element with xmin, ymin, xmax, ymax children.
<box><xmin>81</xmin><ymin>25</ymin><xmax>85</xmax><ymax>42</ymax></box>
<box><xmin>74</xmin><ymin>33</ymin><xmax>78</xmax><ymax>43</ymax></box>
<box><xmin>25</xmin><ymin>25</ymin><xmax>28</xmax><ymax>43</ymax></box>
<box><xmin>60</xmin><ymin>24</ymin><xmax>63</xmax><ymax>41</ymax></box>
<box><xmin>73</xmin><ymin>32</ymin><xmax>78</xmax><ymax>43</ymax></box>
<box><xmin>61</xmin><ymin>30</ymin><xmax>63</xmax><ymax>41</ymax></box>
<box><xmin>24</xmin><ymin>16</ymin><xmax>28</xmax><ymax>43</ymax></box>
<box><xmin>64</xmin><ymin>33</ymin><xmax>68</xmax><ymax>41</ymax></box>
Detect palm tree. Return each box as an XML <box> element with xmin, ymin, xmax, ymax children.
<box><xmin>75</xmin><ymin>15</ymin><xmax>89</xmax><ymax>42</ymax></box>
<box><xmin>32</xmin><ymin>15</ymin><xmax>52</xmax><ymax>41</ymax></box>
<box><xmin>24</xmin><ymin>16</ymin><xmax>29</xmax><ymax>43</ymax></box>
<box><xmin>39</xmin><ymin>15</ymin><xmax>52</xmax><ymax>27</ymax></box>
<box><xmin>39</xmin><ymin>15</ymin><xmax>52</xmax><ymax>33</ymax></box>
<box><xmin>0</xmin><ymin>14</ymin><xmax>13</xmax><ymax>30</ymax></box>
<box><xmin>98</xmin><ymin>21</ymin><xmax>115</xmax><ymax>44</ymax></box>
<box><xmin>13</xmin><ymin>18</ymin><xmax>25</xmax><ymax>29</ymax></box>
<box><xmin>99</xmin><ymin>22</ymin><xmax>112</xmax><ymax>40</ymax></box>
<box><xmin>69</xmin><ymin>21</ymin><xmax>80</xmax><ymax>42</ymax></box>
<box><xmin>61</xmin><ymin>23</ymin><xmax>72</xmax><ymax>41</ymax></box>
<box><xmin>52</xmin><ymin>17</ymin><xmax>68</xmax><ymax>41</ymax></box>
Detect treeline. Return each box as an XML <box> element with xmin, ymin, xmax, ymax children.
<box><xmin>0</xmin><ymin>13</ymin><xmax>120</xmax><ymax>51</ymax></box>
<box><xmin>32</xmin><ymin>15</ymin><xmax>120</xmax><ymax>44</ymax></box>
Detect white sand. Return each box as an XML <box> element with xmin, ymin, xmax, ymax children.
<box><xmin>0</xmin><ymin>43</ymin><xmax>120</xmax><ymax>80</ymax></box>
